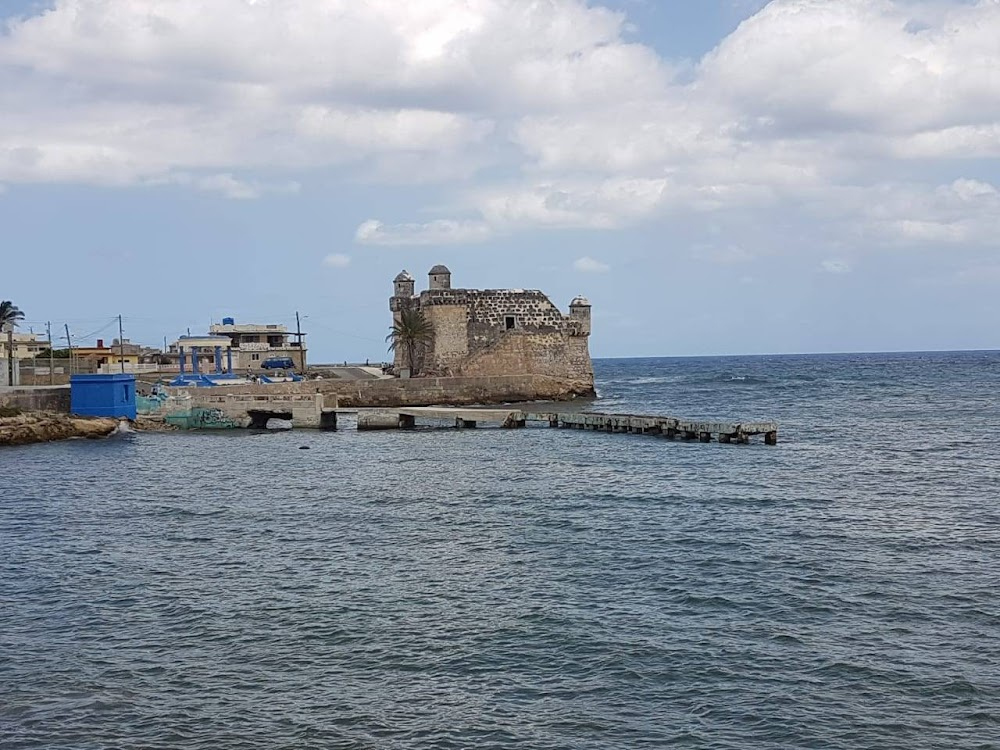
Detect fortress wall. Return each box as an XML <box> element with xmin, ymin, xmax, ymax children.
<box><xmin>466</xmin><ymin>290</ymin><xmax>567</xmax><ymax>346</ymax></box>
<box><xmin>457</xmin><ymin>331</ymin><xmax>593</xmax><ymax>383</ymax></box>
<box><xmin>417</xmin><ymin>288</ymin><xmax>584</xmax><ymax>378</ymax></box>
<box><xmin>424</xmin><ymin>304</ymin><xmax>469</xmax><ymax>372</ymax></box>
<box><xmin>565</xmin><ymin>336</ymin><xmax>595</xmax><ymax>382</ymax></box>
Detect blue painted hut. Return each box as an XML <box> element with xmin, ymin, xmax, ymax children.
<box><xmin>70</xmin><ymin>373</ymin><xmax>137</xmax><ymax>419</ymax></box>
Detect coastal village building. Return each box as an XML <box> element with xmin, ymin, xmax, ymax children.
<box><xmin>163</xmin><ymin>319</ymin><xmax>306</xmax><ymax>376</ymax></box>
<box><xmin>389</xmin><ymin>265</ymin><xmax>593</xmax><ymax>389</ymax></box>
<box><xmin>73</xmin><ymin>339</ymin><xmax>141</xmax><ymax>372</ymax></box>
<box><xmin>3</xmin><ymin>330</ymin><xmax>48</xmax><ymax>361</ymax></box>
<box><xmin>207</xmin><ymin>318</ymin><xmax>306</xmax><ymax>373</ymax></box>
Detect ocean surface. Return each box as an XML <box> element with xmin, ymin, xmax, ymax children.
<box><xmin>2</xmin><ymin>351</ymin><xmax>999</xmax><ymax>749</ymax></box>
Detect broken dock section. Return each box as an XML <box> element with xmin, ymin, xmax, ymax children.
<box><xmin>348</xmin><ymin>407</ymin><xmax>778</xmax><ymax>445</ymax></box>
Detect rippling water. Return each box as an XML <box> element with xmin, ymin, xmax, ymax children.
<box><xmin>2</xmin><ymin>352</ymin><xmax>999</xmax><ymax>749</ymax></box>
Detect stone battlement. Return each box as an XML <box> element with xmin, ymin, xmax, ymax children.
<box><xmin>389</xmin><ymin>266</ymin><xmax>593</xmax><ymax>390</ymax></box>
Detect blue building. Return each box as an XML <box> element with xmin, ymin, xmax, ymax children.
<box><xmin>70</xmin><ymin>373</ymin><xmax>137</xmax><ymax>420</ymax></box>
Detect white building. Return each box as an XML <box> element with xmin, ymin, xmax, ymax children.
<box><xmin>207</xmin><ymin>318</ymin><xmax>307</xmax><ymax>373</ymax></box>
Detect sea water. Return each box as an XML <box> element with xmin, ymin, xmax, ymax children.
<box><xmin>2</xmin><ymin>352</ymin><xmax>998</xmax><ymax>749</ymax></box>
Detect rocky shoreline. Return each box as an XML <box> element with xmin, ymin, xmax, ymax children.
<box><xmin>0</xmin><ymin>410</ymin><xmax>121</xmax><ymax>447</ymax></box>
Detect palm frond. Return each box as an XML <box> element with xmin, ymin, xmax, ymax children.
<box><xmin>0</xmin><ymin>300</ymin><xmax>25</xmax><ymax>330</ymax></box>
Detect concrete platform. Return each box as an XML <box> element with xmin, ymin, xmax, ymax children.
<box><xmin>342</xmin><ymin>406</ymin><xmax>778</xmax><ymax>444</ymax></box>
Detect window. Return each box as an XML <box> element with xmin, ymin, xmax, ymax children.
<box><xmin>505</xmin><ymin>316</ymin><xmax>516</xmax><ymax>330</ymax></box>
<box><xmin>251</xmin><ymin>353</ymin><xmax>260</xmax><ymax>361</ymax></box>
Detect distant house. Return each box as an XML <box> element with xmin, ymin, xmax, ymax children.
<box><xmin>5</xmin><ymin>330</ymin><xmax>48</xmax><ymax>361</ymax></box>
<box><xmin>208</xmin><ymin>318</ymin><xmax>306</xmax><ymax>373</ymax></box>
<box><xmin>73</xmin><ymin>339</ymin><xmax>141</xmax><ymax>372</ymax></box>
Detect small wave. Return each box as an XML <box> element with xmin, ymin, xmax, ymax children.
<box><xmin>711</xmin><ymin>373</ymin><xmax>769</xmax><ymax>384</ymax></box>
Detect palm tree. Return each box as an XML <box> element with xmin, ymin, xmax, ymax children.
<box><xmin>0</xmin><ymin>300</ymin><xmax>24</xmax><ymax>332</ymax></box>
<box><xmin>386</xmin><ymin>308</ymin><xmax>434</xmax><ymax>375</ymax></box>
<box><xmin>2</xmin><ymin>301</ymin><xmax>24</xmax><ymax>385</ymax></box>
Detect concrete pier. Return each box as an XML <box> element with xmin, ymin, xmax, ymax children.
<box><xmin>344</xmin><ymin>407</ymin><xmax>779</xmax><ymax>445</ymax></box>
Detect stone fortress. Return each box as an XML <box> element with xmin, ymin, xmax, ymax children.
<box><xmin>390</xmin><ymin>265</ymin><xmax>594</xmax><ymax>393</ymax></box>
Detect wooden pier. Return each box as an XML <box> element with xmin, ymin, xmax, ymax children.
<box><xmin>344</xmin><ymin>407</ymin><xmax>778</xmax><ymax>445</ymax></box>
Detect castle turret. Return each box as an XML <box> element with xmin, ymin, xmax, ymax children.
<box><xmin>569</xmin><ymin>296</ymin><xmax>592</xmax><ymax>336</ymax></box>
<box><xmin>429</xmin><ymin>264</ymin><xmax>452</xmax><ymax>290</ymax></box>
<box><xmin>393</xmin><ymin>270</ymin><xmax>415</xmax><ymax>298</ymax></box>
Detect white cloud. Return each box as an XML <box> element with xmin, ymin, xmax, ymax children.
<box><xmin>354</xmin><ymin>219</ymin><xmax>492</xmax><ymax>246</ymax></box>
<box><xmin>700</xmin><ymin>0</ymin><xmax>1000</xmax><ymax>137</ymax></box>
<box><xmin>149</xmin><ymin>172</ymin><xmax>300</xmax><ymax>199</ymax></box>
<box><xmin>820</xmin><ymin>259</ymin><xmax>851</xmax><ymax>275</ymax></box>
<box><xmin>862</xmin><ymin>179</ymin><xmax>1000</xmax><ymax>247</ymax></box>
<box><xmin>196</xmin><ymin>174</ymin><xmax>262</xmax><ymax>200</ymax></box>
<box><xmin>573</xmin><ymin>257</ymin><xmax>611</xmax><ymax>274</ymax></box>
<box><xmin>0</xmin><ymin>0</ymin><xmax>999</xmax><ymax>256</ymax></box>
<box><xmin>0</xmin><ymin>0</ymin><xmax>662</xmax><ymax>189</ymax></box>
<box><xmin>478</xmin><ymin>177</ymin><xmax>667</xmax><ymax>229</ymax></box>
<box><xmin>322</xmin><ymin>253</ymin><xmax>351</xmax><ymax>268</ymax></box>
<box><xmin>297</xmin><ymin>107</ymin><xmax>492</xmax><ymax>152</ymax></box>
<box><xmin>196</xmin><ymin>174</ymin><xmax>299</xmax><ymax>200</ymax></box>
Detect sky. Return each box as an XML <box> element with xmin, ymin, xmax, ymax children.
<box><xmin>1</xmin><ymin>0</ymin><xmax>999</xmax><ymax>360</ymax></box>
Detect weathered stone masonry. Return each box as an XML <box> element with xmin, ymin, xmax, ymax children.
<box><xmin>390</xmin><ymin>266</ymin><xmax>594</xmax><ymax>392</ymax></box>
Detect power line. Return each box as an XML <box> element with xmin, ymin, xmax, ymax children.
<box><xmin>72</xmin><ymin>318</ymin><xmax>120</xmax><ymax>343</ymax></box>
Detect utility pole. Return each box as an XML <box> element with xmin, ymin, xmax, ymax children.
<box><xmin>64</xmin><ymin>324</ymin><xmax>74</xmax><ymax>376</ymax></box>
<box><xmin>295</xmin><ymin>311</ymin><xmax>305</xmax><ymax>373</ymax></box>
<box><xmin>5</xmin><ymin>324</ymin><xmax>13</xmax><ymax>387</ymax></box>
<box><xmin>47</xmin><ymin>322</ymin><xmax>54</xmax><ymax>385</ymax></box>
<box><xmin>118</xmin><ymin>315</ymin><xmax>126</xmax><ymax>373</ymax></box>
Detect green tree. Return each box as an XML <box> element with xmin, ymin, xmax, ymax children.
<box><xmin>0</xmin><ymin>300</ymin><xmax>24</xmax><ymax>331</ymax></box>
<box><xmin>34</xmin><ymin>348</ymin><xmax>71</xmax><ymax>359</ymax></box>
<box><xmin>386</xmin><ymin>308</ymin><xmax>434</xmax><ymax>375</ymax></box>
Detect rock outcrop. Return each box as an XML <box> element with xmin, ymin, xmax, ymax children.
<box><xmin>0</xmin><ymin>411</ymin><xmax>119</xmax><ymax>447</ymax></box>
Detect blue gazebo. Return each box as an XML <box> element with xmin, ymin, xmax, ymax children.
<box><xmin>170</xmin><ymin>335</ymin><xmax>237</xmax><ymax>386</ymax></box>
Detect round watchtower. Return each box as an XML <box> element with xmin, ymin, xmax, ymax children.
<box><xmin>428</xmin><ymin>264</ymin><xmax>452</xmax><ymax>290</ymax></box>
<box><xmin>393</xmin><ymin>270</ymin><xmax>415</xmax><ymax>298</ymax></box>
<box><xmin>569</xmin><ymin>295</ymin><xmax>592</xmax><ymax>336</ymax></box>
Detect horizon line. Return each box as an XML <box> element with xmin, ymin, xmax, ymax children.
<box><xmin>592</xmin><ymin>347</ymin><xmax>1000</xmax><ymax>360</ymax></box>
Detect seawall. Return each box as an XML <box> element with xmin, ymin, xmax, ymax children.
<box><xmin>163</xmin><ymin>374</ymin><xmax>593</xmax><ymax>408</ymax></box>
<box><xmin>0</xmin><ymin>386</ymin><xmax>72</xmax><ymax>413</ymax></box>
